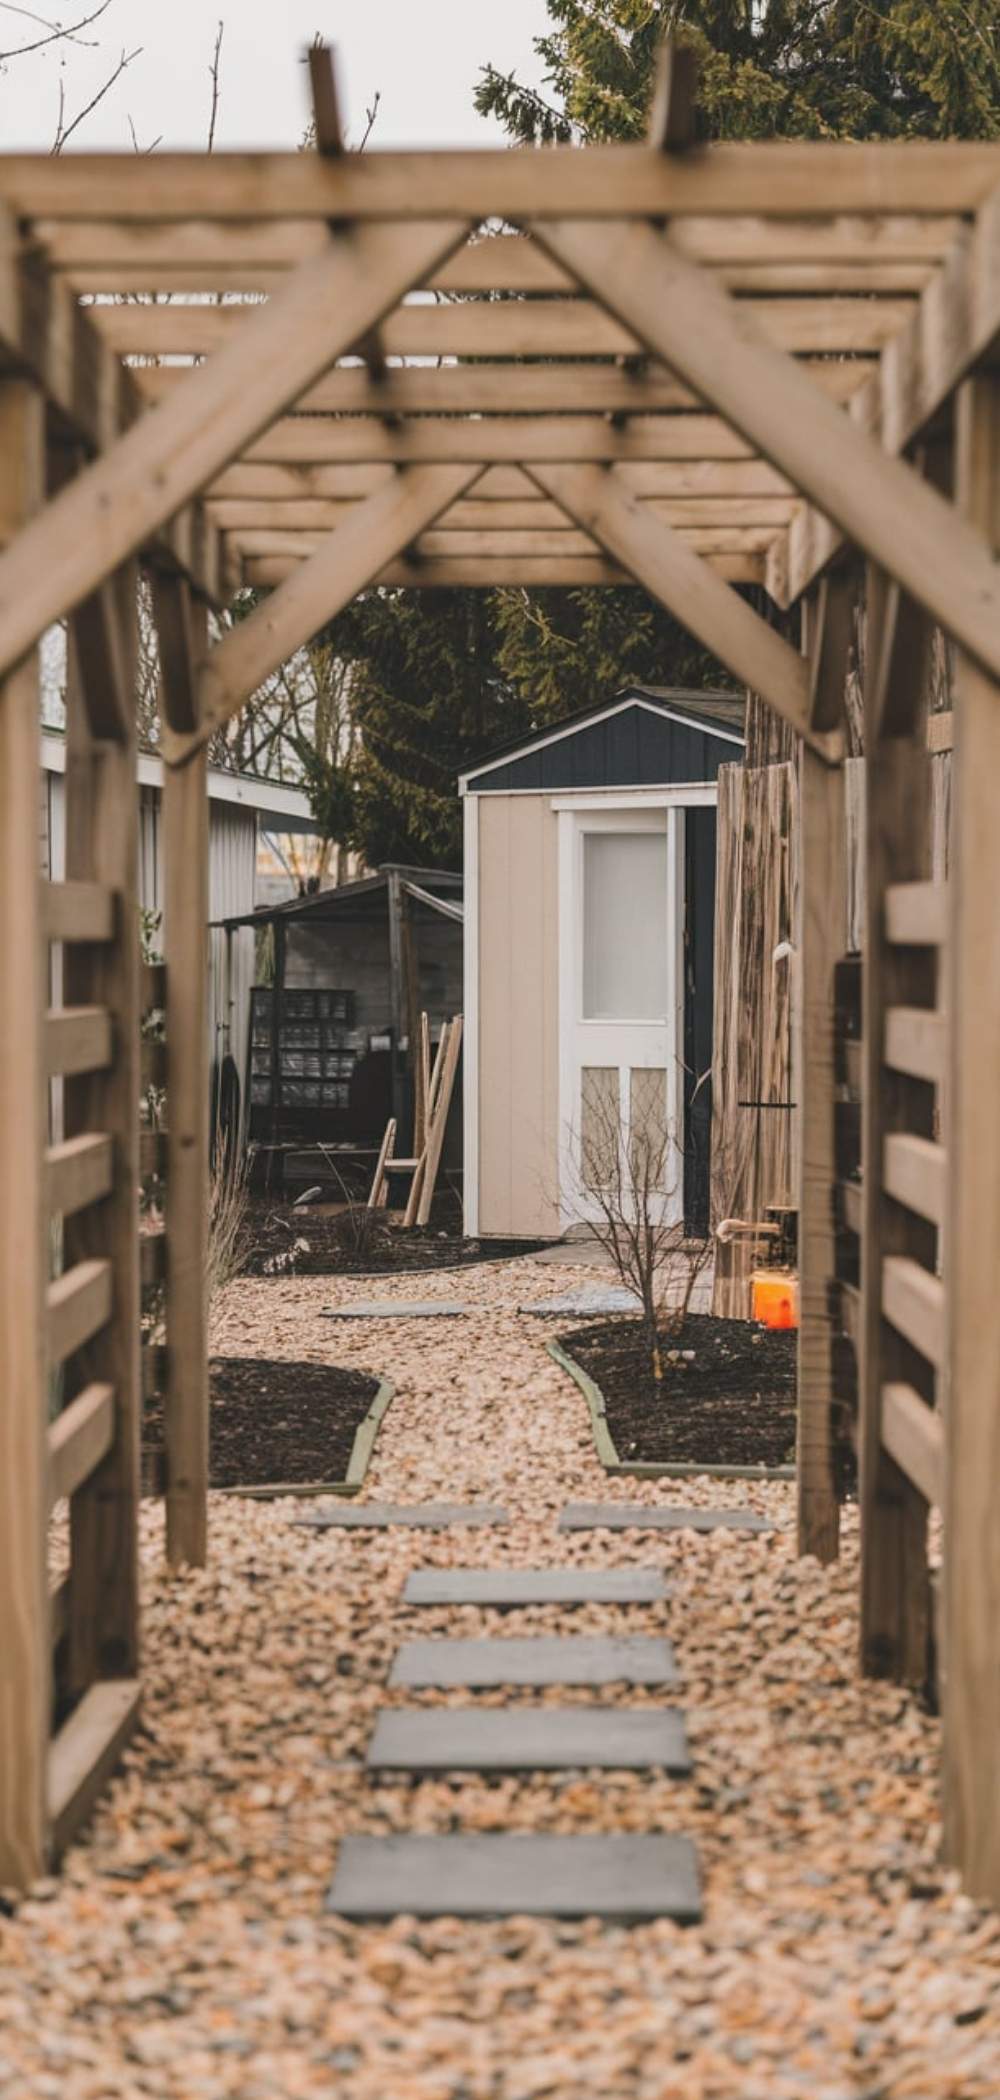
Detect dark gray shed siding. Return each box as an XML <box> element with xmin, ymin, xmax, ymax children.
<box><xmin>464</xmin><ymin>704</ymin><xmax>737</xmax><ymax>796</ymax></box>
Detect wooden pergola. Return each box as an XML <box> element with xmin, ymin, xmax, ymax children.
<box><xmin>2</xmin><ymin>46</ymin><xmax>999</xmax><ymax>1899</ymax></box>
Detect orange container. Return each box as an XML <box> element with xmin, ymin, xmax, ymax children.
<box><xmin>751</xmin><ymin>1269</ymin><xmax>799</xmax><ymax>1330</ymax></box>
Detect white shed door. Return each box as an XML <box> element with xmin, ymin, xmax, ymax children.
<box><xmin>559</xmin><ymin>809</ymin><xmax>684</xmax><ymax>1229</ymax></box>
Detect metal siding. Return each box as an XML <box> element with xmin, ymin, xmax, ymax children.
<box><xmin>468</xmin><ymin>704</ymin><xmax>736</xmax><ymax>794</ymax></box>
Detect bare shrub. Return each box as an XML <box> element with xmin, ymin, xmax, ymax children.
<box><xmin>207</xmin><ymin>1148</ymin><xmax>252</xmax><ymax>1299</ymax></box>
<box><xmin>575</xmin><ymin>1068</ymin><xmax>712</xmax><ymax>1388</ymax></box>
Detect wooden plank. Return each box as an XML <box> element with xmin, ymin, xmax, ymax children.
<box><xmin>648</xmin><ymin>37</ymin><xmax>699</xmax><ymax>151</ymax></box>
<box><xmin>245</xmin><ymin>552</ymin><xmax>767</xmax><ymax>590</ymax></box>
<box><xmin>416</xmin><ymin>1017</ymin><xmax>464</xmax><ymax>1229</ymax></box>
<box><xmin>45</xmin><ymin>1133</ymin><xmax>114</xmax><ymax>1218</ymax></box>
<box><xmin>70</xmin><ymin>583</ymin><xmax>129</xmax><ymax>743</ymax></box>
<box><xmin>47</xmin><ymin>1259</ymin><xmax>113</xmax><ymax>1367</ymax></box>
<box><xmin>528</xmin><ymin>461</ymin><xmax>818</xmax><ymax>751</ymax></box>
<box><xmin>839</xmin><ymin>1177</ymin><xmax>863</xmax><ymax>1236</ymax></box>
<box><xmin>882</xmin><ymin>1255</ymin><xmax>944</xmax><ymax>1370</ymax></box>
<box><xmin>48</xmin><ymin>1383</ymin><xmax>115</xmax><ymax>1508</ymax></box>
<box><xmin>44</xmin><ymin>1007</ymin><xmax>113</xmax><ymax>1079</ymax></box>
<box><xmin>42</xmin><ymin>881</ymin><xmax>116</xmax><ymax>945</ymax></box>
<box><xmin>807</xmin><ymin>571</ymin><xmax>854</xmax><ymax>734</ymax></box>
<box><xmin>139</xmin><ymin>1232</ymin><xmax>166</xmax><ymax>1290</ymax></box>
<box><xmin>883</xmin><ymin>1006</ymin><xmax>946</xmax><ymax>1085</ymax></box>
<box><xmin>89</xmin><ymin>290</ymin><xmax>915</xmax><ymax>360</ymax></box>
<box><xmin>184</xmin><ymin>464</ymin><xmax>480</xmax><ymax>757</ymax></box>
<box><xmin>2</xmin><ymin>142</ymin><xmax>997</xmax><ymax>218</ymax></box>
<box><xmin>368</xmin><ymin>1119</ymin><xmax>397</xmax><ymax>1211</ymax></box>
<box><xmin>884</xmin><ymin>881</ymin><xmax>948</xmax><ymax>947</ymax></box>
<box><xmin>943</xmin><ymin>373</ymin><xmax>1000</xmax><ymax>1903</ymax></box>
<box><xmin>796</xmin><ymin>743</ymin><xmax>846</xmax><ymax>1561</ymax></box>
<box><xmin>881</xmin><ymin>1382</ymin><xmax>943</xmax><ymax>1508</ymax></box>
<box><xmin>162</xmin><ymin>724</ymin><xmax>210</xmax><ymax>1570</ymax></box>
<box><xmin>240</xmin><ymin>405</ymin><xmax>760</xmax><ymax>463</ymax></box>
<box><xmin>230</xmin><ymin>522</ymin><xmax>778</xmax><ymax>565</ymax></box>
<box><xmin>211</xmin><ymin>456</ymin><xmax>797</xmax><ymax>503</ymax></box>
<box><xmin>0</xmin><ymin>218</ymin><xmax>472</xmax><ymax>683</ymax></box>
<box><xmin>46</xmin><ymin>1678</ymin><xmax>140</xmax><ymax>1860</ymax></box>
<box><xmin>883</xmin><ymin>1131</ymin><xmax>945</xmax><ymax>1226</ymax></box>
<box><xmin>927</xmin><ymin>711</ymin><xmax>953</xmax><ymax>754</ymax></box>
<box><xmin>537</xmin><ymin>217</ymin><xmax>1000</xmax><ymax>689</ymax></box>
<box><xmin>0</xmin><ymin>377</ymin><xmax>49</xmax><ymax>1890</ymax></box>
<box><xmin>149</xmin><ymin>570</ymin><xmax>201</xmax><ymax>736</ymax></box>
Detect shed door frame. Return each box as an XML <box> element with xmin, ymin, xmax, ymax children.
<box><xmin>554</xmin><ymin>785</ymin><xmax>717</xmax><ymax>1234</ymax></box>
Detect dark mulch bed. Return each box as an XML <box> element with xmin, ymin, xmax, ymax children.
<box><xmin>557</xmin><ymin>1313</ymin><xmax>798</xmax><ymax>1469</ymax></box>
<box><xmin>243</xmin><ymin>1202</ymin><xmax>548</xmax><ymax>1279</ymax></box>
<box><xmin>145</xmin><ymin>1358</ymin><xmax>382</xmax><ymax>1488</ymax></box>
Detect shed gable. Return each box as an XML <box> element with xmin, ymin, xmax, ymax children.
<box><xmin>463</xmin><ymin>697</ymin><xmax>742</xmax><ymax>796</ymax></box>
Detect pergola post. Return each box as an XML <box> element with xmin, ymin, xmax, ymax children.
<box><xmin>162</xmin><ymin>606</ymin><xmax>211</xmax><ymax>1571</ymax></box>
<box><xmin>943</xmin><ymin>373</ymin><xmax>1000</xmax><ymax>1901</ymax></box>
<box><xmin>796</xmin><ymin>697</ymin><xmax>846</xmax><ymax>1563</ymax></box>
<box><xmin>0</xmin><ymin>379</ymin><xmax>49</xmax><ymax>1887</ymax></box>
<box><xmin>858</xmin><ymin>566</ymin><xmax>935</xmax><ymax>1685</ymax></box>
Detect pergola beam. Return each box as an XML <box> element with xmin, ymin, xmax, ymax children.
<box><xmin>527</xmin><ymin>460</ymin><xmax>817</xmax><ymax>749</ymax></box>
<box><xmin>2</xmin><ymin>143</ymin><xmax>998</xmax><ymax>220</ymax></box>
<box><xmin>536</xmin><ymin>217</ymin><xmax>1000</xmax><ymax>689</ymax></box>
<box><xmin>174</xmin><ymin>462</ymin><xmax>482</xmax><ymax>763</ymax></box>
<box><xmin>242</xmin><ymin>551</ymin><xmax>767</xmax><ymax>590</ymax></box>
<box><xmin>0</xmin><ymin>216</ymin><xmax>471</xmax><ymax>683</ymax></box>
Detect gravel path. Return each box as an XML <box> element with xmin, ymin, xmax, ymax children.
<box><xmin>4</xmin><ymin>1255</ymin><xmax>998</xmax><ymax>2099</ymax></box>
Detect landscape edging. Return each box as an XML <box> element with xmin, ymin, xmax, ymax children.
<box><xmin>214</xmin><ymin>1375</ymin><xmax>396</xmax><ymax>1501</ymax></box>
<box><xmin>546</xmin><ymin>1338</ymin><xmax>796</xmax><ymax>1482</ymax></box>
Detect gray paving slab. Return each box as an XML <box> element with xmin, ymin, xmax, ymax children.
<box><xmin>321</xmin><ymin>1301</ymin><xmax>473</xmax><ymax>1319</ymax></box>
<box><xmin>402</xmin><ymin>1567</ymin><xmax>669</xmax><ymax>1607</ymax></box>
<box><xmin>388</xmin><ymin>1633</ymin><xmax>678</xmax><ymax>1689</ymax></box>
<box><xmin>558</xmin><ymin>1502</ymin><xmax>775</xmax><ymax>1534</ymax></box>
<box><xmin>366</xmin><ymin>1705</ymin><xmax>691</xmax><ymax>1774</ymax></box>
<box><xmin>519</xmin><ymin>1286</ymin><xmax>642</xmax><ymax>1317</ymax></box>
<box><xmin>292</xmin><ymin>1502</ymin><xmax>509</xmax><ymax>1530</ymax></box>
<box><xmin>327</xmin><ymin>1832</ymin><xmax>701</xmax><ymax>1921</ymax></box>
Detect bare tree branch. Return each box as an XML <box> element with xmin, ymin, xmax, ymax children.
<box><xmin>50</xmin><ymin>38</ymin><xmax>139</xmax><ymax>151</ymax></box>
<box><xmin>0</xmin><ymin>0</ymin><xmax>113</xmax><ymax>64</ymax></box>
<box><xmin>206</xmin><ymin>17</ymin><xmax>223</xmax><ymax>152</ymax></box>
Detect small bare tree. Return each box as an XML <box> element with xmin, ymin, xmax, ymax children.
<box><xmin>576</xmin><ymin>1067</ymin><xmax>712</xmax><ymax>1389</ymax></box>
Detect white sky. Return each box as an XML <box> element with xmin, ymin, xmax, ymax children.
<box><xmin>0</xmin><ymin>0</ymin><xmax>556</xmax><ymax>151</ymax></box>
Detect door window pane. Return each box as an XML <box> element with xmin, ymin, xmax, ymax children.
<box><xmin>582</xmin><ymin>831</ymin><xmax>669</xmax><ymax>1019</ymax></box>
<box><xmin>580</xmin><ymin>1066</ymin><xmax>619</xmax><ymax>1192</ymax></box>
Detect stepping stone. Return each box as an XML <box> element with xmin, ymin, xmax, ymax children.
<box><xmin>367</xmin><ymin>1706</ymin><xmax>691</xmax><ymax>1774</ymax></box>
<box><xmin>519</xmin><ymin>1286</ymin><xmax>642</xmax><ymax>1317</ymax></box>
<box><xmin>293</xmin><ymin>1502</ymin><xmax>509</xmax><ymax>1530</ymax></box>
<box><xmin>321</xmin><ymin>1301</ymin><xmax>472</xmax><ymax>1320</ymax></box>
<box><xmin>403</xmin><ymin>1567</ymin><xmax>669</xmax><ymax>1607</ymax></box>
<box><xmin>558</xmin><ymin>1502</ymin><xmax>775</xmax><ymax>1535</ymax></box>
<box><xmin>328</xmin><ymin>1832</ymin><xmax>702</xmax><ymax>1922</ymax></box>
<box><xmin>389</xmin><ymin>1634</ymin><xmax>678</xmax><ymax>1689</ymax></box>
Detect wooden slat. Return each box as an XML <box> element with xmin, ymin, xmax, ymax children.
<box><xmin>246</xmin><ymin>552</ymin><xmax>767</xmax><ymax>590</ymax></box>
<box><xmin>883</xmin><ymin>1131</ymin><xmax>945</xmax><ymax>1226</ymax></box>
<box><xmin>47</xmin><ymin>1678</ymin><xmax>141</xmax><ymax>1859</ymax></box>
<box><xmin>41</xmin><ymin>880</ymin><xmax>115</xmax><ymax>945</ymax></box>
<box><xmin>883</xmin><ymin>1005</ymin><xmax>946</xmax><ymax>1084</ymax></box>
<box><xmin>927</xmin><ymin>711</ymin><xmax>953</xmax><ymax>754</ymax></box>
<box><xmin>139</xmin><ymin>1232</ymin><xmax>166</xmax><ymax>1290</ymax></box>
<box><xmin>882</xmin><ymin>1381</ymin><xmax>943</xmax><ymax>1507</ymax></box>
<box><xmin>139</xmin><ymin>1129</ymin><xmax>167</xmax><ymax>1176</ymax></box>
<box><xmin>45</xmin><ymin>1006</ymin><xmax>113</xmax><ymax>1079</ymax></box>
<box><xmin>47</xmin><ymin>1382</ymin><xmax>114</xmax><ymax>1507</ymax></box>
<box><xmin>141</xmin><ymin>962</ymin><xmax>167</xmax><ymax>1008</ymax></box>
<box><xmin>141</xmin><ymin>1037</ymin><xmax>168</xmax><ymax>1091</ymax></box>
<box><xmin>162</xmin><ymin>734</ymin><xmax>209</xmax><ymax>1568</ymax></box>
<box><xmin>45</xmin><ymin>1132</ymin><xmax>114</xmax><ymax>1218</ymax></box>
<box><xmin>47</xmin><ymin>1258</ymin><xmax>113</xmax><ymax>1366</ymax></box>
<box><xmin>882</xmin><ymin>1254</ymin><xmax>944</xmax><ymax>1369</ymax></box>
<box><xmin>839</xmin><ymin>1177</ymin><xmax>863</xmax><ymax>1235</ymax></box>
<box><xmin>885</xmin><ymin>881</ymin><xmax>948</xmax><ymax>947</ymax></box>
<box><xmin>839</xmin><ymin>1279</ymin><xmax>861</xmax><ymax>1351</ymax></box>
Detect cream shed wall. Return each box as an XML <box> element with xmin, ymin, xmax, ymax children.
<box><xmin>467</xmin><ymin>791</ymin><xmax>561</xmax><ymax>1238</ymax></box>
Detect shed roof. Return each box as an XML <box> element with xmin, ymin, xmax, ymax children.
<box><xmin>460</xmin><ymin>687</ymin><xmax>745</xmax><ymax>796</ymax></box>
<box><xmin>216</xmin><ymin>863</ymin><xmax>462</xmax><ymax>932</ymax></box>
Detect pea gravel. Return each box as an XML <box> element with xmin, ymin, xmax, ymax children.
<box><xmin>3</xmin><ymin>1255</ymin><xmax>997</xmax><ymax>2100</ymax></box>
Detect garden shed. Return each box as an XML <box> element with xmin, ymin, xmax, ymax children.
<box><xmin>218</xmin><ymin>863</ymin><xmax>463</xmax><ymax>1181</ymax></box>
<box><xmin>460</xmin><ymin>687</ymin><xmax>743</xmax><ymax>1240</ymax></box>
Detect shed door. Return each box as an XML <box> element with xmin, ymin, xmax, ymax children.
<box><xmin>559</xmin><ymin>809</ymin><xmax>684</xmax><ymax>1229</ymax></box>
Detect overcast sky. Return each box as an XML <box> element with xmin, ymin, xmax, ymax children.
<box><xmin>0</xmin><ymin>0</ymin><xmax>555</xmax><ymax>151</ymax></box>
